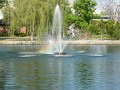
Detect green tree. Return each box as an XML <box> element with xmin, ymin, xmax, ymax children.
<box><xmin>0</xmin><ymin>0</ymin><xmax>8</xmax><ymax>9</ymax></box>
<box><xmin>113</xmin><ymin>29</ymin><xmax>120</xmax><ymax>40</ymax></box>
<box><xmin>3</xmin><ymin>0</ymin><xmax>68</xmax><ymax>39</ymax></box>
<box><xmin>63</xmin><ymin>4</ymin><xmax>76</xmax><ymax>34</ymax></box>
<box><xmin>89</xmin><ymin>20</ymin><xmax>100</xmax><ymax>35</ymax></box>
<box><xmin>73</xmin><ymin>0</ymin><xmax>96</xmax><ymax>29</ymax></box>
<box><xmin>89</xmin><ymin>20</ymin><xmax>108</xmax><ymax>40</ymax></box>
<box><xmin>105</xmin><ymin>20</ymin><xmax>116</xmax><ymax>38</ymax></box>
<box><xmin>111</xmin><ymin>22</ymin><xmax>120</xmax><ymax>40</ymax></box>
<box><xmin>99</xmin><ymin>20</ymin><xmax>107</xmax><ymax>40</ymax></box>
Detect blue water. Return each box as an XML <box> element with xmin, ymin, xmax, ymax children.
<box><xmin>0</xmin><ymin>45</ymin><xmax>120</xmax><ymax>90</ymax></box>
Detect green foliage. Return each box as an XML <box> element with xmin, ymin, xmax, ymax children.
<box><xmin>14</xmin><ymin>32</ymin><xmax>26</xmax><ymax>37</ymax></box>
<box><xmin>89</xmin><ymin>20</ymin><xmax>106</xmax><ymax>34</ymax></box>
<box><xmin>0</xmin><ymin>30</ymin><xmax>8</xmax><ymax>36</ymax></box>
<box><xmin>89</xmin><ymin>19</ymin><xmax>120</xmax><ymax>40</ymax></box>
<box><xmin>64</xmin><ymin>0</ymin><xmax>96</xmax><ymax>30</ymax></box>
<box><xmin>89</xmin><ymin>24</ymin><xmax>99</xmax><ymax>35</ymax></box>
<box><xmin>105</xmin><ymin>20</ymin><xmax>116</xmax><ymax>38</ymax></box>
<box><xmin>112</xmin><ymin>29</ymin><xmax>120</xmax><ymax>40</ymax></box>
<box><xmin>2</xmin><ymin>0</ymin><xmax>120</xmax><ymax>40</ymax></box>
<box><xmin>64</xmin><ymin>7</ymin><xmax>75</xmax><ymax>26</ymax></box>
<box><xmin>0</xmin><ymin>0</ymin><xmax>8</xmax><ymax>9</ymax></box>
<box><xmin>2</xmin><ymin>0</ymin><xmax>69</xmax><ymax>38</ymax></box>
<box><xmin>73</xmin><ymin>0</ymin><xmax>96</xmax><ymax>29</ymax></box>
<box><xmin>112</xmin><ymin>22</ymin><xmax>120</xmax><ymax>40</ymax></box>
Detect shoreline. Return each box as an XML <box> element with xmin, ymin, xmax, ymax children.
<box><xmin>68</xmin><ymin>40</ymin><xmax>120</xmax><ymax>45</ymax></box>
<box><xmin>0</xmin><ymin>40</ymin><xmax>120</xmax><ymax>45</ymax></box>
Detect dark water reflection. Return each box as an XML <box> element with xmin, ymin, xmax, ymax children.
<box><xmin>0</xmin><ymin>45</ymin><xmax>120</xmax><ymax>90</ymax></box>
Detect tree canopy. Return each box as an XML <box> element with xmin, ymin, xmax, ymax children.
<box><xmin>0</xmin><ymin>0</ymin><xmax>9</xmax><ymax>9</ymax></box>
<box><xmin>2</xmin><ymin>0</ymin><xmax>69</xmax><ymax>39</ymax></box>
<box><xmin>65</xmin><ymin>0</ymin><xmax>96</xmax><ymax>29</ymax></box>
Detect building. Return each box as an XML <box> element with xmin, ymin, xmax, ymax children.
<box><xmin>0</xmin><ymin>10</ymin><xmax>3</xmax><ymax>19</ymax></box>
<box><xmin>69</xmin><ymin>0</ymin><xmax>74</xmax><ymax>7</ymax></box>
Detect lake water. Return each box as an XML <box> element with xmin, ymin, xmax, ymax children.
<box><xmin>0</xmin><ymin>44</ymin><xmax>120</xmax><ymax>90</ymax></box>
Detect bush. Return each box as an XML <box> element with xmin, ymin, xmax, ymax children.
<box><xmin>89</xmin><ymin>24</ymin><xmax>99</xmax><ymax>35</ymax></box>
<box><xmin>112</xmin><ymin>29</ymin><xmax>120</xmax><ymax>40</ymax></box>
<box><xmin>14</xmin><ymin>32</ymin><xmax>26</xmax><ymax>37</ymax></box>
<box><xmin>0</xmin><ymin>29</ymin><xmax>8</xmax><ymax>36</ymax></box>
<box><xmin>18</xmin><ymin>33</ymin><xmax>26</xmax><ymax>37</ymax></box>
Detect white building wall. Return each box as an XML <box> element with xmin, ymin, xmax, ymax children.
<box><xmin>0</xmin><ymin>10</ymin><xmax>3</xmax><ymax>19</ymax></box>
<box><xmin>69</xmin><ymin>0</ymin><xmax>74</xmax><ymax>7</ymax></box>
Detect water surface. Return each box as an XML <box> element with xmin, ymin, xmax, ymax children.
<box><xmin>0</xmin><ymin>45</ymin><xmax>120</xmax><ymax>90</ymax></box>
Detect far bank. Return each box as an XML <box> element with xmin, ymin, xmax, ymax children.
<box><xmin>0</xmin><ymin>39</ymin><xmax>120</xmax><ymax>45</ymax></box>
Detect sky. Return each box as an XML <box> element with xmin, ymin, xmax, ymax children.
<box><xmin>93</xmin><ymin>0</ymin><xmax>120</xmax><ymax>14</ymax></box>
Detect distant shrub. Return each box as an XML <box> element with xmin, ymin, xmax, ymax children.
<box><xmin>112</xmin><ymin>29</ymin><xmax>120</xmax><ymax>40</ymax></box>
<box><xmin>14</xmin><ymin>32</ymin><xmax>26</xmax><ymax>37</ymax></box>
<box><xmin>0</xmin><ymin>27</ymin><xmax>8</xmax><ymax>36</ymax></box>
<box><xmin>14</xmin><ymin>27</ymin><xmax>26</xmax><ymax>37</ymax></box>
<box><xmin>89</xmin><ymin>24</ymin><xmax>99</xmax><ymax>35</ymax></box>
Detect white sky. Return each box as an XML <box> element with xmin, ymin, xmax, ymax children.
<box><xmin>95</xmin><ymin>0</ymin><xmax>120</xmax><ymax>14</ymax></box>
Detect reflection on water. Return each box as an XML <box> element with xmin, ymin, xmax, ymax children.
<box><xmin>0</xmin><ymin>45</ymin><xmax>120</xmax><ymax>90</ymax></box>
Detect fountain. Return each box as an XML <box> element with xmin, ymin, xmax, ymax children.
<box><xmin>39</xmin><ymin>5</ymin><xmax>68</xmax><ymax>54</ymax></box>
<box><xmin>39</xmin><ymin>4</ymin><xmax>76</xmax><ymax>55</ymax></box>
<box><xmin>51</xmin><ymin>4</ymin><xmax>64</xmax><ymax>54</ymax></box>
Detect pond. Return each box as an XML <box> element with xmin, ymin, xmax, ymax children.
<box><xmin>0</xmin><ymin>44</ymin><xmax>120</xmax><ymax>90</ymax></box>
